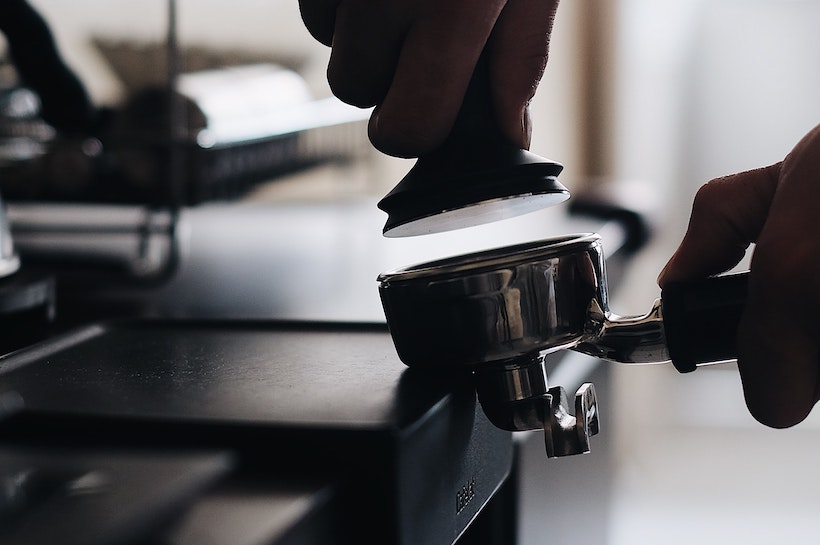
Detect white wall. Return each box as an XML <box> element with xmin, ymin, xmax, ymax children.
<box><xmin>611</xmin><ymin>0</ymin><xmax>820</xmax><ymax>238</ymax></box>
<box><xmin>683</xmin><ymin>0</ymin><xmax>820</xmax><ymax>183</ymax></box>
<box><xmin>609</xmin><ymin>3</ymin><xmax>820</xmax><ymax>543</ymax></box>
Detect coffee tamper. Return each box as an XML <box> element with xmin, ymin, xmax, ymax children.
<box><xmin>377</xmin><ymin>56</ymin><xmax>569</xmax><ymax>237</ymax></box>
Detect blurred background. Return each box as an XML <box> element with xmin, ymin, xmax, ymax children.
<box><xmin>4</xmin><ymin>0</ymin><xmax>820</xmax><ymax>543</ymax></box>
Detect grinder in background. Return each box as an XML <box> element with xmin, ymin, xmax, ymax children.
<box><xmin>0</xmin><ymin>0</ymin><xmax>98</xmax><ymax>135</ymax></box>
<box><xmin>0</xmin><ymin>0</ymin><xmax>370</xmax><ymax>205</ymax></box>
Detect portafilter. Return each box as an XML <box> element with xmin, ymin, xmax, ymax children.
<box><xmin>378</xmin><ymin>233</ymin><xmax>747</xmax><ymax>457</ymax></box>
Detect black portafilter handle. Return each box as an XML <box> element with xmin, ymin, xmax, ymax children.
<box><xmin>377</xmin><ymin>53</ymin><xmax>569</xmax><ymax>237</ymax></box>
<box><xmin>661</xmin><ymin>271</ymin><xmax>749</xmax><ymax>373</ymax></box>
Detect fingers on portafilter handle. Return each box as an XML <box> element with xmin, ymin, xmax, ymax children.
<box><xmin>377</xmin><ymin>53</ymin><xmax>569</xmax><ymax>237</ymax></box>
<box><xmin>661</xmin><ymin>271</ymin><xmax>749</xmax><ymax>373</ymax></box>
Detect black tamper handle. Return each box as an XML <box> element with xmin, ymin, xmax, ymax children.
<box><xmin>377</xmin><ymin>52</ymin><xmax>568</xmax><ymax>236</ymax></box>
<box><xmin>661</xmin><ymin>271</ymin><xmax>749</xmax><ymax>373</ymax></box>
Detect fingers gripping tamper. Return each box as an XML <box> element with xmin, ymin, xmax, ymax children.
<box><xmin>377</xmin><ymin>57</ymin><xmax>569</xmax><ymax>237</ymax></box>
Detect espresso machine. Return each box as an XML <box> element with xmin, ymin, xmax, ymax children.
<box><xmin>0</xmin><ymin>2</ymin><xmax>748</xmax><ymax>544</ymax></box>
<box><xmin>0</xmin><ymin>3</ymin><xmax>522</xmax><ymax>544</ymax></box>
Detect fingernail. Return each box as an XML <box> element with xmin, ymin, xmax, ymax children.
<box><xmin>521</xmin><ymin>106</ymin><xmax>532</xmax><ymax>149</ymax></box>
<box><xmin>656</xmin><ymin>264</ymin><xmax>669</xmax><ymax>286</ymax></box>
<box><xmin>657</xmin><ymin>255</ymin><xmax>676</xmax><ymax>286</ymax></box>
<box><xmin>367</xmin><ymin>108</ymin><xmax>380</xmax><ymax>139</ymax></box>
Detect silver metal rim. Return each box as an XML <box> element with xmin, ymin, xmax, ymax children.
<box><xmin>377</xmin><ymin>232</ymin><xmax>601</xmax><ymax>284</ymax></box>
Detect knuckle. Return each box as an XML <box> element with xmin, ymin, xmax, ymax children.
<box><xmin>327</xmin><ymin>75</ymin><xmax>378</xmax><ymax>109</ymax></box>
<box><xmin>690</xmin><ymin>179</ymin><xmax>732</xmax><ymax>218</ymax></box>
<box><xmin>369</xmin><ymin>116</ymin><xmax>441</xmax><ymax>158</ymax></box>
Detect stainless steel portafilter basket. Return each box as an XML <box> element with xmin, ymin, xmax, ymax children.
<box><xmin>378</xmin><ymin>233</ymin><xmax>748</xmax><ymax>457</ymax></box>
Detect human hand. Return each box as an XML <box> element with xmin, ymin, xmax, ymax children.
<box><xmin>658</xmin><ymin>123</ymin><xmax>820</xmax><ymax>428</ymax></box>
<box><xmin>299</xmin><ymin>0</ymin><xmax>560</xmax><ymax>158</ymax></box>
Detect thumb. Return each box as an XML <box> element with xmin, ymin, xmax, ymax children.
<box><xmin>658</xmin><ymin>163</ymin><xmax>781</xmax><ymax>287</ymax></box>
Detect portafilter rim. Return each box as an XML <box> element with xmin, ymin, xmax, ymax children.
<box><xmin>377</xmin><ymin>232</ymin><xmax>601</xmax><ymax>285</ymax></box>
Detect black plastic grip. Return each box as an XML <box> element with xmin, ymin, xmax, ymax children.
<box><xmin>661</xmin><ymin>271</ymin><xmax>749</xmax><ymax>373</ymax></box>
<box><xmin>377</xmin><ymin>52</ymin><xmax>567</xmax><ymax>236</ymax></box>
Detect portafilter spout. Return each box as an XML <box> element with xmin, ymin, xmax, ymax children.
<box><xmin>377</xmin><ymin>55</ymin><xmax>569</xmax><ymax>238</ymax></box>
<box><xmin>377</xmin><ymin>233</ymin><xmax>748</xmax><ymax>457</ymax></box>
